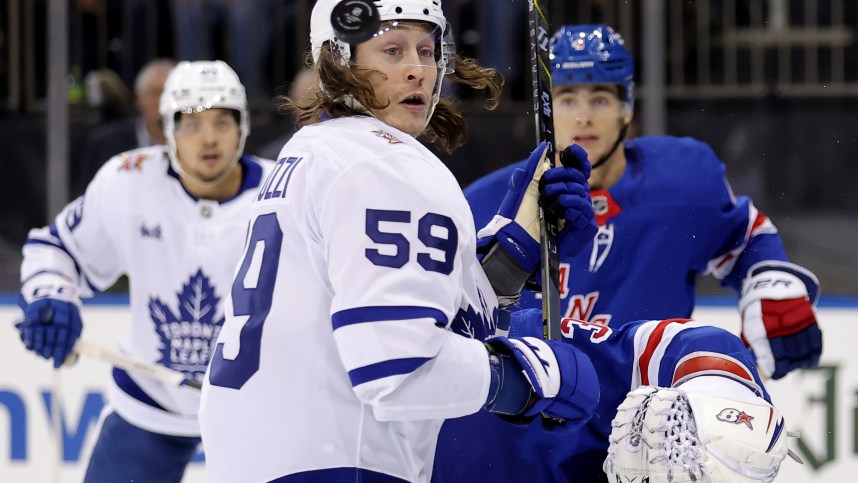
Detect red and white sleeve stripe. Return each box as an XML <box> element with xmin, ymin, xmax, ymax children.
<box><xmin>631</xmin><ymin>318</ymin><xmax>762</xmax><ymax>396</ymax></box>
<box><xmin>632</xmin><ymin>318</ymin><xmax>701</xmax><ymax>387</ymax></box>
<box><xmin>706</xmin><ymin>204</ymin><xmax>778</xmax><ymax>279</ymax></box>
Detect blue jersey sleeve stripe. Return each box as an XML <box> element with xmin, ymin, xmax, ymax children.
<box><xmin>348</xmin><ymin>357</ymin><xmax>433</xmax><ymax>387</ymax></box>
<box><xmin>25</xmin><ymin>226</ymin><xmax>101</xmax><ymax>295</ymax></box>
<box><xmin>332</xmin><ymin>306</ymin><xmax>447</xmax><ymax>331</ymax></box>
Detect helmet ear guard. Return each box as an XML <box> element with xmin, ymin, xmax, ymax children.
<box><xmin>159</xmin><ymin>60</ymin><xmax>249</xmax><ymax>187</ymax></box>
<box><xmin>549</xmin><ymin>23</ymin><xmax>635</xmax><ymax>111</ymax></box>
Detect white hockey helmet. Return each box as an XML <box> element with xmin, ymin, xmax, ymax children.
<box><xmin>309</xmin><ymin>0</ymin><xmax>455</xmax><ymax>118</ymax></box>
<box><xmin>159</xmin><ymin>60</ymin><xmax>249</xmax><ymax>186</ymax></box>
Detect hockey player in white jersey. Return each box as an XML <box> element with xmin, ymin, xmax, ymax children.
<box><xmin>198</xmin><ymin>1</ymin><xmax>601</xmax><ymax>482</ymax></box>
<box><xmin>14</xmin><ymin>60</ymin><xmax>275</xmax><ymax>482</ymax></box>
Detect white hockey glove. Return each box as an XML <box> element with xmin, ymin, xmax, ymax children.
<box><xmin>739</xmin><ymin>261</ymin><xmax>821</xmax><ymax>380</ymax></box>
<box><xmin>604</xmin><ymin>378</ymin><xmax>796</xmax><ymax>483</ymax></box>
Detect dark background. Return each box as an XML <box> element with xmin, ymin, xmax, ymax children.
<box><xmin>0</xmin><ymin>0</ymin><xmax>855</xmax><ymax>297</ymax></box>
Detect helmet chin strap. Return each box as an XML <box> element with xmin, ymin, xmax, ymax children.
<box><xmin>591</xmin><ymin>119</ymin><xmax>629</xmax><ymax>170</ymax></box>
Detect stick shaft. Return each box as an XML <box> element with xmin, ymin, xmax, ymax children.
<box><xmin>529</xmin><ymin>0</ymin><xmax>562</xmax><ymax>341</ymax></box>
<box><xmin>72</xmin><ymin>340</ymin><xmax>202</xmax><ymax>390</ymax></box>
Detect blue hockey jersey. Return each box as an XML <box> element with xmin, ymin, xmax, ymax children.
<box><xmin>466</xmin><ymin>136</ymin><xmax>788</xmax><ymax>324</ymax></box>
<box><xmin>432</xmin><ymin>136</ymin><xmax>787</xmax><ymax>482</ymax></box>
<box><xmin>434</xmin><ymin>313</ymin><xmax>772</xmax><ymax>482</ymax></box>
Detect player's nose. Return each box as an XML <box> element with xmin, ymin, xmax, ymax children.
<box><xmin>199</xmin><ymin>122</ymin><xmax>218</xmax><ymax>144</ymax></box>
<box><xmin>403</xmin><ymin>54</ymin><xmax>427</xmax><ymax>83</ymax></box>
<box><xmin>575</xmin><ymin>107</ymin><xmax>592</xmax><ymax>125</ymax></box>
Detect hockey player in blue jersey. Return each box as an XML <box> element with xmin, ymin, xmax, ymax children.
<box><xmin>467</xmin><ymin>24</ymin><xmax>821</xmax><ymax>380</ymax></box>
<box><xmin>433</xmin><ymin>23</ymin><xmax>818</xmax><ymax>482</ymax></box>
<box><xmin>14</xmin><ymin>60</ymin><xmax>276</xmax><ymax>482</ymax></box>
<box><xmin>198</xmin><ymin>1</ymin><xmax>602</xmax><ymax>482</ymax></box>
<box><xmin>433</xmin><ymin>152</ymin><xmax>796</xmax><ymax>483</ymax></box>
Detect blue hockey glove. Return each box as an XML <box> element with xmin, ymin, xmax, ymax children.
<box><xmin>16</xmin><ymin>297</ymin><xmax>83</xmax><ymax>369</ymax></box>
<box><xmin>541</xmin><ymin>145</ymin><xmax>598</xmax><ymax>260</ymax></box>
<box><xmin>483</xmin><ymin>336</ymin><xmax>599</xmax><ymax>427</ymax></box>
<box><xmin>478</xmin><ymin>143</ymin><xmax>597</xmax><ymax>301</ymax></box>
<box><xmin>739</xmin><ymin>262</ymin><xmax>822</xmax><ymax>380</ymax></box>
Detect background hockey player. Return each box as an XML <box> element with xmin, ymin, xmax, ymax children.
<box><xmin>467</xmin><ymin>23</ymin><xmax>821</xmax><ymax>381</ymax></box>
<box><xmin>13</xmin><ymin>60</ymin><xmax>275</xmax><ymax>482</ymax></box>
<box><xmin>198</xmin><ymin>1</ymin><xmax>601</xmax><ymax>482</ymax></box>
<box><xmin>434</xmin><ymin>23</ymin><xmax>820</xmax><ymax>482</ymax></box>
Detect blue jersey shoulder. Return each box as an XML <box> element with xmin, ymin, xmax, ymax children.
<box><xmin>626</xmin><ymin>135</ymin><xmax>721</xmax><ymax>171</ymax></box>
<box><xmin>624</xmin><ymin>136</ymin><xmax>727</xmax><ymax>204</ymax></box>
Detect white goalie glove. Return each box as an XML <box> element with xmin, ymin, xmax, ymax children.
<box><xmin>603</xmin><ymin>378</ymin><xmax>796</xmax><ymax>482</ymax></box>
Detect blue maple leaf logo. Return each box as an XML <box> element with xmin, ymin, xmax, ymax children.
<box><xmin>450</xmin><ymin>285</ymin><xmax>499</xmax><ymax>341</ymax></box>
<box><xmin>148</xmin><ymin>269</ymin><xmax>225</xmax><ymax>379</ymax></box>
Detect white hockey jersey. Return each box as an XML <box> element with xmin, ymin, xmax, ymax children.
<box><xmin>199</xmin><ymin>116</ymin><xmax>499</xmax><ymax>483</ymax></box>
<box><xmin>20</xmin><ymin>146</ymin><xmax>275</xmax><ymax>436</ymax></box>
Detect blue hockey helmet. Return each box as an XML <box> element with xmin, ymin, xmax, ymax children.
<box><xmin>550</xmin><ymin>24</ymin><xmax>635</xmax><ymax>110</ymax></box>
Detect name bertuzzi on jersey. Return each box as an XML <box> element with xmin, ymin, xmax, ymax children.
<box><xmin>149</xmin><ymin>269</ymin><xmax>224</xmax><ymax>379</ymax></box>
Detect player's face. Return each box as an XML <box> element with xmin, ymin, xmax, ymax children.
<box><xmin>352</xmin><ymin>21</ymin><xmax>440</xmax><ymax>137</ymax></box>
<box><xmin>553</xmin><ymin>84</ymin><xmax>632</xmax><ymax>162</ymax></box>
<box><xmin>174</xmin><ymin>108</ymin><xmax>241</xmax><ymax>183</ymax></box>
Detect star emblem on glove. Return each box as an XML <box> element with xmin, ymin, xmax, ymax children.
<box><xmin>716</xmin><ymin>407</ymin><xmax>755</xmax><ymax>429</ymax></box>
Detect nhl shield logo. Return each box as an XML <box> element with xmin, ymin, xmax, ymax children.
<box><xmin>592</xmin><ymin>194</ymin><xmax>609</xmax><ymax>216</ymax></box>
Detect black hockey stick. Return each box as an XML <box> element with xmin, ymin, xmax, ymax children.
<box><xmin>529</xmin><ymin>0</ymin><xmax>568</xmax><ymax>341</ymax></box>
